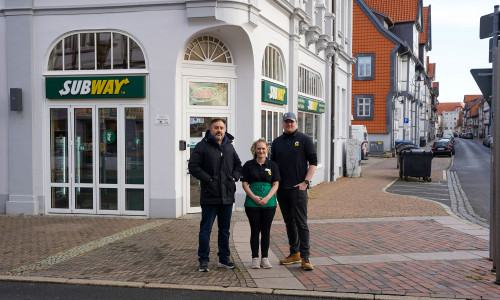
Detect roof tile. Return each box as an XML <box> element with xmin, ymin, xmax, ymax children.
<box><xmin>364</xmin><ymin>0</ymin><xmax>418</xmax><ymax>23</ymax></box>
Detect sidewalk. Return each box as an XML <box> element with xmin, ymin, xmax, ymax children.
<box><xmin>0</xmin><ymin>154</ymin><xmax>498</xmax><ymax>299</ymax></box>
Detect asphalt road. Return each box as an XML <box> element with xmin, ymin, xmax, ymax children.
<box><xmin>0</xmin><ymin>281</ymin><xmax>338</xmax><ymax>300</ymax></box>
<box><xmin>451</xmin><ymin>137</ymin><xmax>491</xmax><ymax>221</ymax></box>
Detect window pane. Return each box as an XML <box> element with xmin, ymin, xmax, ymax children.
<box><xmin>305</xmin><ymin>113</ymin><xmax>314</xmax><ymax>137</ymax></box>
<box><xmin>80</xmin><ymin>33</ymin><xmax>95</xmax><ymax>70</ymax></box>
<box><xmin>126</xmin><ymin>189</ymin><xmax>144</xmax><ymax>211</ymax></box>
<box><xmin>189</xmin><ymin>82</ymin><xmax>228</xmax><ymax>106</ymax></box>
<box><xmin>74</xmin><ymin>108</ymin><xmax>93</xmax><ymax>184</ymax></box>
<box><xmin>261</xmin><ymin>110</ymin><xmax>266</xmax><ymax>139</ymax></box>
<box><xmin>129</xmin><ymin>39</ymin><xmax>145</xmax><ymax>69</ymax></box>
<box><xmin>125</xmin><ymin>107</ymin><xmax>144</xmax><ymax>184</ymax></box>
<box><xmin>298</xmin><ymin>112</ymin><xmax>305</xmax><ymax>132</ymax></box>
<box><xmin>267</xmin><ymin>111</ymin><xmax>272</xmax><ymax>144</ymax></box>
<box><xmin>48</xmin><ymin>41</ymin><xmax>63</xmax><ymax>70</ymax></box>
<box><xmin>96</xmin><ymin>32</ymin><xmax>112</xmax><ymax>69</ymax></box>
<box><xmin>278</xmin><ymin>112</ymin><xmax>283</xmax><ymax>134</ymax></box>
<box><xmin>100</xmin><ymin>188</ymin><xmax>117</xmax><ymax>210</ymax></box>
<box><xmin>64</xmin><ymin>34</ymin><xmax>79</xmax><ymax>70</ymax></box>
<box><xmin>273</xmin><ymin>111</ymin><xmax>279</xmax><ymax>140</ymax></box>
<box><xmin>314</xmin><ymin>115</ymin><xmax>320</xmax><ymax>153</ymax></box>
<box><xmin>75</xmin><ymin>187</ymin><xmax>93</xmax><ymax>209</ymax></box>
<box><xmin>113</xmin><ymin>33</ymin><xmax>128</xmax><ymax>69</ymax></box>
<box><xmin>99</xmin><ymin>108</ymin><xmax>118</xmax><ymax>184</ymax></box>
<box><xmin>51</xmin><ymin>187</ymin><xmax>69</xmax><ymax>209</ymax></box>
<box><xmin>51</xmin><ymin>108</ymin><xmax>68</xmax><ymax>183</ymax></box>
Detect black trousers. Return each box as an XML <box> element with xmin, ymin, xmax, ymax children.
<box><xmin>245</xmin><ymin>207</ymin><xmax>276</xmax><ymax>258</ymax></box>
<box><xmin>277</xmin><ymin>188</ymin><xmax>310</xmax><ymax>258</ymax></box>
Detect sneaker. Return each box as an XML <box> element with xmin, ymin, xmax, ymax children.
<box><xmin>251</xmin><ymin>257</ymin><xmax>260</xmax><ymax>269</ymax></box>
<box><xmin>260</xmin><ymin>257</ymin><xmax>272</xmax><ymax>269</ymax></box>
<box><xmin>199</xmin><ymin>261</ymin><xmax>209</xmax><ymax>272</ymax></box>
<box><xmin>218</xmin><ymin>259</ymin><xmax>235</xmax><ymax>269</ymax></box>
<box><xmin>301</xmin><ymin>257</ymin><xmax>314</xmax><ymax>271</ymax></box>
<box><xmin>279</xmin><ymin>252</ymin><xmax>301</xmax><ymax>265</ymax></box>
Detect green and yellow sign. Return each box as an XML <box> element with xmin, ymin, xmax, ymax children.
<box><xmin>298</xmin><ymin>96</ymin><xmax>325</xmax><ymax>113</ymax></box>
<box><xmin>261</xmin><ymin>81</ymin><xmax>287</xmax><ymax>105</ymax></box>
<box><xmin>45</xmin><ymin>76</ymin><xmax>146</xmax><ymax>99</ymax></box>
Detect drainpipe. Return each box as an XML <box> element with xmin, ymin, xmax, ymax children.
<box><xmin>404</xmin><ymin>54</ymin><xmax>410</xmax><ymax>141</ymax></box>
<box><xmin>330</xmin><ymin>56</ymin><xmax>336</xmax><ymax>181</ymax></box>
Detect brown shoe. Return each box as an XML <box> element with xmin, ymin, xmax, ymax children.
<box><xmin>301</xmin><ymin>257</ymin><xmax>314</xmax><ymax>270</ymax></box>
<box><xmin>279</xmin><ymin>252</ymin><xmax>301</xmax><ymax>265</ymax></box>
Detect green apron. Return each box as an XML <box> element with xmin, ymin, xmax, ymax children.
<box><xmin>244</xmin><ymin>182</ymin><xmax>277</xmax><ymax>208</ymax></box>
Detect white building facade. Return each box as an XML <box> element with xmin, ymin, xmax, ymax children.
<box><xmin>0</xmin><ymin>0</ymin><xmax>352</xmax><ymax>218</ymax></box>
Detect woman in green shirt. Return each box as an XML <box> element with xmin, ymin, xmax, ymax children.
<box><xmin>241</xmin><ymin>139</ymin><xmax>280</xmax><ymax>269</ymax></box>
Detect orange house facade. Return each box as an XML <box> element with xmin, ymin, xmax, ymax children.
<box><xmin>351</xmin><ymin>0</ymin><xmax>434</xmax><ymax>152</ymax></box>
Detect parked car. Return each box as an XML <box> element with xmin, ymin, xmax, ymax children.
<box><xmin>464</xmin><ymin>132</ymin><xmax>473</xmax><ymax>139</ymax></box>
<box><xmin>442</xmin><ymin>134</ymin><xmax>455</xmax><ymax>145</ymax></box>
<box><xmin>483</xmin><ymin>135</ymin><xmax>493</xmax><ymax>147</ymax></box>
<box><xmin>432</xmin><ymin>139</ymin><xmax>455</xmax><ymax>157</ymax></box>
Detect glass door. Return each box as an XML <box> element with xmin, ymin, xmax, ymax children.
<box><xmin>73</xmin><ymin>107</ymin><xmax>96</xmax><ymax>213</ymax></box>
<box><xmin>187</xmin><ymin>115</ymin><xmax>228</xmax><ymax>213</ymax></box>
<box><xmin>97</xmin><ymin>107</ymin><xmax>119</xmax><ymax>213</ymax></box>
<box><xmin>48</xmin><ymin>105</ymin><xmax>145</xmax><ymax>215</ymax></box>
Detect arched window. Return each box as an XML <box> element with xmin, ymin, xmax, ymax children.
<box><xmin>262</xmin><ymin>45</ymin><xmax>285</xmax><ymax>83</ymax></box>
<box><xmin>184</xmin><ymin>36</ymin><xmax>232</xmax><ymax>63</ymax></box>
<box><xmin>47</xmin><ymin>31</ymin><xmax>146</xmax><ymax>71</ymax></box>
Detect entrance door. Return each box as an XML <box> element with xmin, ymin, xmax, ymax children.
<box><xmin>186</xmin><ymin>115</ymin><xmax>229</xmax><ymax>213</ymax></box>
<box><xmin>47</xmin><ymin>105</ymin><xmax>146</xmax><ymax>215</ymax></box>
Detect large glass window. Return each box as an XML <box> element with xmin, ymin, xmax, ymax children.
<box><xmin>298</xmin><ymin>67</ymin><xmax>322</xmax><ymax>99</ymax></box>
<box><xmin>298</xmin><ymin>112</ymin><xmax>321</xmax><ymax>162</ymax></box>
<box><xmin>48</xmin><ymin>31</ymin><xmax>145</xmax><ymax>71</ymax></box>
<box><xmin>261</xmin><ymin>109</ymin><xmax>283</xmax><ymax>145</ymax></box>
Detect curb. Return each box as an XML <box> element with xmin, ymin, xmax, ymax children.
<box><xmin>0</xmin><ymin>275</ymin><xmax>456</xmax><ymax>300</ymax></box>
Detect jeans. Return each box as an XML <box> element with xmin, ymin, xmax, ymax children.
<box><xmin>198</xmin><ymin>203</ymin><xmax>233</xmax><ymax>263</ymax></box>
<box><xmin>277</xmin><ymin>188</ymin><xmax>310</xmax><ymax>258</ymax></box>
<box><xmin>245</xmin><ymin>207</ymin><xmax>276</xmax><ymax>258</ymax></box>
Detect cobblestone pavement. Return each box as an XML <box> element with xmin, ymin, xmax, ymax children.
<box><xmin>1</xmin><ymin>154</ymin><xmax>500</xmax><ymax>299</ymax></box>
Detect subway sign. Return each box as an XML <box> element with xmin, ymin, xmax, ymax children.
<box><xmin>298</xmin><ymin>96</ymin><xmax>325</xmax><ymax>113</ymax></box>
<box><xmin>45</xmin><ymin>76</ymin><xmax>146</xmax><ymax>99</ymax></box>
<box><xmin>261</xmin><ymin>81</ymin><xmax>287</xmax><ymax>105</ymax></box>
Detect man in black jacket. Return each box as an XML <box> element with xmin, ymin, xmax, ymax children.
<box><xmin>271</xmin><ymin>112</ymin><xmax>317</xmax><ymax>271</ymax></box>
<box><xmin>188</xmin><ymin>118</ymin><xmax>242</xmax><ymax>272</ymax></box>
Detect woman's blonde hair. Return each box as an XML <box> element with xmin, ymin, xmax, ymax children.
<box><xmin>250</xmin><ymin>138</ymin><xmax>269</xmax><ymax>158</ymax></box>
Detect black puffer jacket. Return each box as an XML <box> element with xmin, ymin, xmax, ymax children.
<box><xmin>188</xmin><ymin>130</ymin><xmax>242</xmax><ymax>205</ymax></box>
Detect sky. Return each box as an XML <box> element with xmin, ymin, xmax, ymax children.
<box><xmin>423</xmin><ymin>0</ymin><xmax>498</xmax><ymax>103</ymax></box>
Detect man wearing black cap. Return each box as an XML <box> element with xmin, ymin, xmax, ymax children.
<box><xmin>271</xmin><ymin>112</ymin><xmax>317</xmax><ymax>270</ymax></box>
